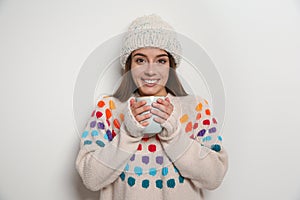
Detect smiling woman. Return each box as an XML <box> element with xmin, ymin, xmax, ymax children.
<box><xmin>75</xmin><ymin>14</ymin><xmax>228</xmax><ymax>200</ymax></box>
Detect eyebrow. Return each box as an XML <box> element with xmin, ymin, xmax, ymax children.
<box><xmin>132</xmin><ymin>53</ymin><xmax>169</xmax><ymax>58</ymax></box>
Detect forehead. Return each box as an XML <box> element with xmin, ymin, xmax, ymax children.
<box><xmin>132</xmin><ymin>47</ymin><xmax>168</xmax><ymax>56</ymax></box>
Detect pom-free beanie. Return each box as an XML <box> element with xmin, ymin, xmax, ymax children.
<box><xmin>120</xmin><ymin>14</ymin><xmax>182</xmax><ymax>68</ymax></box>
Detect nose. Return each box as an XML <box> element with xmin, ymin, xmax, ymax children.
<box><xmin>144</xmin><ymin>63</ymin><xmax>157</xmax><ymax>77</ymax></box>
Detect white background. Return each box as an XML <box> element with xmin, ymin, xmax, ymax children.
<box><xmin>1</xmin><ymin>0</ymin><xmax>300</xmax><ymax>200</ymax></box>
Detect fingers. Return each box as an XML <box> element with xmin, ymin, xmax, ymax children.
<box><xmin>151</xmin><ymin>97</ymin><xmax>173</xmax><ymax>123</ymax></box>
<box><xmin>130</xmin><ymin>98</ymin><xmax>152</xmax><ymax>126</ymax></box>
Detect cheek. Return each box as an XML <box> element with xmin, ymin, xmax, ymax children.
<box><xmin>130</xmin><ymin>67</ymin><xmax>142</xmax><ymax>84</ymax></box>
<box><xmin>160</xmin><ymin>68</ymin><xmax>170</xmax><ymax>81</ymax></box>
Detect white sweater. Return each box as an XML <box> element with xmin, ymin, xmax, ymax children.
<box><xmin>76</xmin><ymin>93</ymin><xmax>228</xmax><ymax>200</ymax></box>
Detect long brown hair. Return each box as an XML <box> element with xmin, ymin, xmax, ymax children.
<box><xmin>113</xmin><ymin>52</ymin><xmax>188</xmax><ymax>102</ymax></box>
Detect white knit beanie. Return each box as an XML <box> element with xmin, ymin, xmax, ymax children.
<box><xmin>120</xmin><ymin>14</ymin><xmax>182</xmax><ymax>69</ymax></box>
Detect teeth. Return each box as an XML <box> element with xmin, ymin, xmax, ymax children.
<box><xmin>144</xmin><ymin>79</ymin><xmax>157</xmax><ymax>84</ymax></box>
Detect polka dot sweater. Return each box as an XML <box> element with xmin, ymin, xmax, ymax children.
<box><xmin>76</xmin><ymin>93</ymin><xmax>228</xmax><ymax>200</ymax></box>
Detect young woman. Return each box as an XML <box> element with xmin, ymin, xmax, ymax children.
<box><xmin>76</xmin><ymin>14</ymin><xmax>228</xmax><ymax>200</ymax></box>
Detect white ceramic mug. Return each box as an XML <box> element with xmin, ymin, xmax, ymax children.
<box><xmin>135</xmin><ymin>96</ymin><xmax>165</xmax><ymax>135</ymax></box>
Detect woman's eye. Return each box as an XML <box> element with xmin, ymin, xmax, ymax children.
<box><xmin>158</xmin><ymin>59</ymin><xmax>167</xmax><ymax>64</ymax></box>
<box><xmin>135</xmin><ymin>58</ymin><xmax>145</xmax><ymax>64</ymax></box>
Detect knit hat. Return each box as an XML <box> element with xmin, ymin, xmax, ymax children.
<box><xmin>120</xmin><ymin>14</ymin><xmax>182</xmax><ymax>68</ymax></box>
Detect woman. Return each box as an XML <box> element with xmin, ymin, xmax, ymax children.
<box><xmin>76</xmin><ymin>14</ymin><xmax>228</xmax><ymax>200</ymax></box>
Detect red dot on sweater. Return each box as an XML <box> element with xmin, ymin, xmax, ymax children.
<box><xmin>193</xmin><ymin>123</ymin><xmax>198</xmax><ymax>130</ymax></box>
<box><xmin>96</xmin><ymin>111</ymin><xmax>103</xmax><ymax>118</ymax></box>
<box><xmin>148</xmin><ymin>144</ymin><xmax>156</xmax><ymax>153</ymax></box>
<box><xmin>112</xmin><ymin>130</ymin><xmax>116</xmax><ymax>138</ymax></box>
<box><xmin>212</xmin><ymin>118</ymin><xmax>217</xmax><ymax>124</ymax></box>
<box><xmin>203</xmin><ymin>119</ymin><xmax>210</xmax><ymax>125</ymax></box>
<box><xmin>142</xmin><ymin>137</ymin><xmax>149</xmax><ymax>142</ymax></box>
<box><xmin>137</xmin><ymin>144</ymin><xmax>142</xmax><ymax>151</ymax></box>
<box><xmin>106</xmin><ymin>119</ymin><xmax>110</xmax><ymax>127</ymax></box>
<box><xmin>91</xmin><ymin>110</ymin><xmax>95</xmax><ymax>117</ymax></box>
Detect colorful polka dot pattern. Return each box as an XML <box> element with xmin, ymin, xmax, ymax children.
<box><xmin>82</xmin><ymin>97</ymin><xmax>123</xmax><ymax>148</ymax></box>
<box><xmin>82</xmin><ymin>96</ymin><xmax>223</xmax><ymax>191</ymax></box>
<box><xmin>119</xmin><ymin>165</ymin><xmax>185</xmax><ymax>189</ymax></box>
<box><xmin>178</xmin><ymin>98</ymin><xmax>222</xmax><ymax>151</ymax></box>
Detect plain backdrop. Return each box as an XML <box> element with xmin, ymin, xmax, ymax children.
<box><xmin>1</xmin><ymin>0</ymin><xmax>300</xmax><ymax>200</ymax></box>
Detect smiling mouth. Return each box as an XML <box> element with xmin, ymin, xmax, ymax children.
<box><xmin>141</xmin><ymin>78</ymin><xmax>159</xmax><ymax>86</ymax></box>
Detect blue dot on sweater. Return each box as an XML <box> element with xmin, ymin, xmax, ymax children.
<box><xmin>124</xmin><ymin>164</ymin><xmax>129</xmax><ymax>171</ymax></box>
<box><xmin>218</xmin><ymin>135</ymin><xmax>223</xmax><ymax>141</ymax></box>
<box><xmin>127</xmin><ymin>177</ymin><xmax>135</xmax><ymax>187</ymax></box>
<box><xmin>202</xmin><ymin>136</ymin><xmax>212</xmax><ymax>142</ymax></box>
<box><xmin>134</xmin><ymin>166</ymin><xmax>143</xmax><ymax>176</ymax></box>
<box><xmin>167</xmin><ymin>179</ymin><xmax>175</xmax><ymax>188</ymax></box>
<box><xmin>156</xmin><ymin>180</ymin><xmax>163</xmax><ymax>189</ymax></box>
<box><xmin>142</xmin><ymin>179</ymin><xmax>149</xmax><ymax>188</ymax></box>
<box><xmin>103</xmin><ymin>133</ymin><xmax>108</xmax><ymax>140</ymax></box>
<box><xmin>149</xmin><ymin>168</ymin><xmax>157</xmax><ymax>176</ymax></box>
<box><xmin>91</xmin><ymin>130</ymin><xmax>99</xmax><ymax>137</ymax></box>
<box><xmin>96</xmin><ymin>140</ymin><xmax>105</xmax><ymax>147</ymax></box>
<box><xmin>162</xmin><ymin>167</ymin><xmax>168</xmax><ymax>176</ymax></box>
<box><xmin>81</xmin><ymin>131</ymin><xmax>88</xmax><ymax>138</ymax></box>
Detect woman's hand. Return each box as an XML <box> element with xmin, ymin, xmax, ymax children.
<box><xmin>151</xmin><ymin>97</ymin><xmax>173</xmax><ymax>124</ymax></box>
<box><xmin>130</xmin><ymin>98</ymin><xmax>152</xmax><ymax>127</ymax></box>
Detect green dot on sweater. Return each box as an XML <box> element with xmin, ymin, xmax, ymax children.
<box><xmin>84</xmin><ymin>140</ymin><xmax>92</xmax><ymax>145</ymax></box>
<box><xmin>178</xmin><ymin>175</ymin><xmax>184</xmax><ymax>183</ymax></box>
<box><xmin>96</xmin><ymin>140</ymin><xmax>105</xmax><ymax>147</ymax></box>
<box><xmin>156</xmin><ymin>180</ymin><xmax>163</xmax><ymax>189</ymax></box>
<box><xmin>120</xmin><ymin>172</ymin><xmax>125</xmax><ymax>181</ymax></box>
<box><xmin>128</xmin><ymin>177</ymin><xmax>135</xmax><ymax>187</ymax></box>
<box><xmin>142</xmin><ymin>179</ymin><xmax>149</xmax><ymax>188</ymax></box>
<box><xmin>167</xmin><ymin>179</ymin><xmax>175</xmax><ymax>188</ymax></box>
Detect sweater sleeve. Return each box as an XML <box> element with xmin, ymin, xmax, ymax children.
<box><xmin>159</xmin><ymin>96</ymin><xmax>228</xmax><ymax>190</ymax></box>
<box><xmin>75</xmin><ymin>96</ymin><xmax>144</xmax><ymax>191</ymax></box>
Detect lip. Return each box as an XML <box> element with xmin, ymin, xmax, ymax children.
<box><xmin>141</xmin><ymin>78</ymin><xmax>160</xmax><ymax>87</ymax></box>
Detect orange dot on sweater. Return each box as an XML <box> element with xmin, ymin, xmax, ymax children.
<box><xmin>185</xmin><ymin>122</ymin><xmax>193</xmax><ymax>133</ymax></box>
<box><xmin>195</xmin><ymin>103</ymin><xmax>203</xmax><ymax>111</ymax></box>
<box><xmin>205</xmin><ymin>109</ymin><xmax>211</xmax><ymax>116</ymax></box>
<box><xmin>196</xmin><ymin>113</ymin><xmax>202</xmax><ymax>120</ymax></box>
<box><xmin>120</xmin><ymin>113</ymin><xmax>124</xmax><ymax>122</ymax></box>
<box><xmin>113</xmin><ymin>119</ymin><xmax>120</xmax><ymax>129</ymax></box>
<box><xmin>204</xmin><ymin>99</ymin><xmax>209</xmax><ymax>105</ymax></box>
<box><xmin>106</xmin><ymin>109</ymin><xmax>112</xmax><ymax>119</ymax></box>
<box><xmin>180</xmin><ymin>114</ymin><xmax>189</xmax><ymax>123</ymax></box>
<box><xmin>148</xmin><ymin>144</ymin><xmax>156</xmax><ymax>152</ymax></box>
<box><xmin>97</xmin><ymin>100</ymin><xmax>105</xmax><ymax>108</ymax></box>
<box><xmin>109</xmin><ymin>100</ymin><xmax>116</xmax><ymax>110</ymax></box>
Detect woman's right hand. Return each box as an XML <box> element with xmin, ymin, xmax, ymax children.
<box><xmin>129</xmin><ymin>98</ymin><xmax>152</xmax><ymax>127</ymax></box>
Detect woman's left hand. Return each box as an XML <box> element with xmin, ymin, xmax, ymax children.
<box><xmin>151</xmin><ymin>97</ymin><xmax>173</xmax><ymax>124</ymax></box>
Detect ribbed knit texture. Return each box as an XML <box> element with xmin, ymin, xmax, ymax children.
<box><xmin>120</xmin><ymin>14</ymin><xmax>182</xmax><ymax>68</ymax></box>
<box><xmin>76</xmin><ymin>94</ymin><xmax>228</xmax><ymax>200</ymax></box>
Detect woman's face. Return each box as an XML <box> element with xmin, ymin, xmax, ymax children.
<box><xmin>130</xmin><ymin>48</ymin><xmax>170</xmax><ymax>96</ymax></box>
